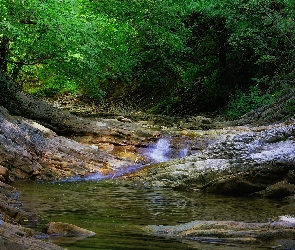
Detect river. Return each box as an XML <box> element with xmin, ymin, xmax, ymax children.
<box><xmin>14</xmin><ymin>179</ymin><xmax>295</xmax><ymax>250</ymax></box>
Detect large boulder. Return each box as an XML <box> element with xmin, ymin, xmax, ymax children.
<box><xmin>0</xmin><ymin>106</ymin><xmax>121</xmax><ymax>181</ymax></box>
<box><xmin>128</xmin><ymin>118</ymin><xmax>295</xmax><ymax>198</ymax></box>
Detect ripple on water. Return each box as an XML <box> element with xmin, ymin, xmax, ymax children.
<box><xmin>13</xmin><ymin>180</ymin><xmax>295</xmax><ymax>250</ymax></box>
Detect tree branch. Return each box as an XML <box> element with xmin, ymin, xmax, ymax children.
<box><xmin>0</xmin><ymin>56</ymin><xmax>51</xmax><ymax>65</ymax></box>
<box><xmin>19</xmin><ymin>19</ymin><xmax>37</xmax><ymax>25</ymax></box>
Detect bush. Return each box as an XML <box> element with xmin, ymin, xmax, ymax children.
<box><xmin>226</xmin><ymin>85</ymin><xmax>275</xmax><ymax>119</ymax></box>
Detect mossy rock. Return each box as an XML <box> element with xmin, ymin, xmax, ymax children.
<box><xmin>255</xmin><ymin>181</ymin><xmax>295</xmax><ymax>199</ymax></box>
<box><xmin>205</xmin><ymin>178</ymin><xmax>265</xmax><ymax>196</ymax></box>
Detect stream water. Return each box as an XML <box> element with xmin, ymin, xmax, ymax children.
<box><xmin>14</xmin><ymin>180</ymin><xmax>295</xmax><ymax>250</ymax></box>
<box><xmin>11</xmin><ymin>137</ymin><xmax>295</xmax><ymax>249</ymax></box>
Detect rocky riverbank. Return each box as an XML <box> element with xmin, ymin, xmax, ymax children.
<box><xmin>0</xmin><ymin>182</ymin><xmax>63</xmax><ymax>249</ymax></box>
<box><xmin>0</xmin><ymin>97</ymin><xmax>222</xmax><ymax>249</ymax></box>
<box><xmin>0</xmin><ymin>180</ymin><xmax>95</xmax><ymax>249</ymax></box>
<box><xmin>127</xmin><ymin>118</ymin><xmax>295</xmax><ymax>198</ymax></box>
<box><xmin>0</xmin><ymin>91</ymin><xmax>295</xmax><ymax>248</ymax></box>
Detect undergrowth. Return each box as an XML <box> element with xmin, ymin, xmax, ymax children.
<box><xmin>226</xmin><ymin>85</ymin><xmax>275</xmax><ymax>119</ymax></box>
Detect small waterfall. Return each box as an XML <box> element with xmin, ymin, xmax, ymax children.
<box><xmin>147</xmin><ymin>138</ymin><xmax>171</xmax><ymax>163</ymax></box>
<box><xmin>61</xmin><ymin>137</ymin><xmax>192</xmax><ymax>182</ymax></box>
<box><xmin>179</xmin><ymin>147</ymin><xmax>189</xmax><ymax>158</ymax></box>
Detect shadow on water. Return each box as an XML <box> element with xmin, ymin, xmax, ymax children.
<box><xmin>13</xmin><ymin>180</ymin><xmax>295</xmax><ymax>250</ymax></box>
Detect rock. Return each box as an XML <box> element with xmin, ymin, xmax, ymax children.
<box><xmin>152</xmin><ymin>131</ymin><xmax>161</xmax><ymax>138</ymax></box>
<box><xmin>145</xmin><ymin>216</ymin><xmax>295</xmax><ymax>246</ymax></box>
<box><xmin>12</xmin><ymin>91</ymin><xmax>110</xmax><ymax>135</ymax></box>
<box><xmin>206</xmin><ymin>178</ymin><xmax>265</xmax><ymax>196</ymax></box>
<box><xmin>178</xmin><ymin>116</ymin><xmax>212</xmax><ymax>130</ymax></box>
<box><xmin>43</xmin><ymin>222</ymin><xmax>95</xmax><ymax>237</ymax></box>
<box><xmin>0</xmin><ymin>166</ymin><xmax>9</xmax><ymax>183</ymax></box>
<box><xmin>117</xmin><ymin>116</ymin><xmax>132</xmax><ymax>123</ymax></box>
<box><xmin>0</xmin><ymin>182</ymin><xmax>62</xmax><ymax>249</ymax></box>
<box><xmin>0</xmin><ymin>106</ymin><xmax>132</xmax><ymax>181</ymax></box>
<box><xmin>127</xmin><ymin>119</ymin><xmax>295</xmax><ymax>198</ymax></box>
<box><xmin>255</xmin><ymin>181</ymin><xmax>295</xmax><ymax>199</ymax></box>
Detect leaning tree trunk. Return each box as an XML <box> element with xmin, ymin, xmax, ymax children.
<box><xmin>0</xmin><ymin>71</ymin><xmax>108</xmax><ymax>135</ymax></box>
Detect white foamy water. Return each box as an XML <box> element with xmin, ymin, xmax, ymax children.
<box><xmin>250</xmin><ymin>140</ymin><xmax>295</xmax><ymax>163</ymax></box>
<box><xmin>179</xmin><ymin>147</ymin><xmax>189</xmax><ymax>158</ymax></box>
<box><xmin>148</xmin><ymin>138</ymin><xmax>171</xmax><ymax>163</ymax></box>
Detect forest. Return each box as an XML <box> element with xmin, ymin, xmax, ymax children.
<box><xmin>1</xmin><ymin>0</ymin><xmax>295</xmax><ymax>118</ymax></box>
<box><xmin>1</xmin><ymin>1</ymin><xmax>295</xmax><ymax>249</ymax></box>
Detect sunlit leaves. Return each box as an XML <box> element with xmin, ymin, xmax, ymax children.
<box><xmin>1</xmin><ymin>0</ymin><xmax>295</xmax><ymax>109</ymax></box>
<box><xmin>0</xmin><ymin>0</ymin><xmax>138</xmax><ymax>98</ymax></box>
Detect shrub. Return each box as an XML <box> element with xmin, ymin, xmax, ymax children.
<box><xmin>226</xmin><ymin>85</ymin><xmax>275</xmax><ymax>119</ymax></box>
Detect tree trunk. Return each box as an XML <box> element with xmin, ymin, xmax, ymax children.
<box><xmin>0</xmin><ymin>71</ymin><xmax>108</xmax><ymax>135</ymax></box>
<box><xmin>215</xmin><ymin>17</ymin><xmax>227</xmax><ymax>84</ymax></box>
<box><xmin>0</xmin><ymin>37</ymin><xmax>9</xmax><ymax>72</ymax></box>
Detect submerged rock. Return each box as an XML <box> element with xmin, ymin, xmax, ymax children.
<box><xmin>145</xmin><ymin>215</ymin><xmax>295</xmax><ymax>247</ymax></box>
<box><xmin>0</xmin><ymin>182</ymin><xmax>63</xmax><ymax>249</ymax></box>
<box><xmin>43</xmin><ymin>222</ymin><xmax>95</xmax><ymax>237</ymax></box>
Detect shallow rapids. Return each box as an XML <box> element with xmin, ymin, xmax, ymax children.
<box><xmin>61</xmin><ymin>137</ymin><xmax>191</xmax><ymax>182</ymax></box>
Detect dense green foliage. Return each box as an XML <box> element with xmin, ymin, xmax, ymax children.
<box><xmin>226</xmin><ymin>85</ymin><xmax>276</xmax><ymax>119</ymax></box>
<box><xmin>1</xmin><ymin>0</ymin><xmax>295</xmax><ymax>116</ymax></box>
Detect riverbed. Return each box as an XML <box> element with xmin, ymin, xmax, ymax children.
<box><xmin>14</xmin><ymin>180</ymin><xmax>295</xmax><ymax>249</ymax></box>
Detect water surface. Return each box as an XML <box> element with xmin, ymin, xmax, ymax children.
<box><xmin>13</xmin><ymin>180</ymin><xmax>295</xmax><ymax>249</ymax></box>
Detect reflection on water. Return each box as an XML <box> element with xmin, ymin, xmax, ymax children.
<box><xmin>13</xmin><ymin>180</ymin><xmax>295</xmax><ymax>250</ymax></box>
